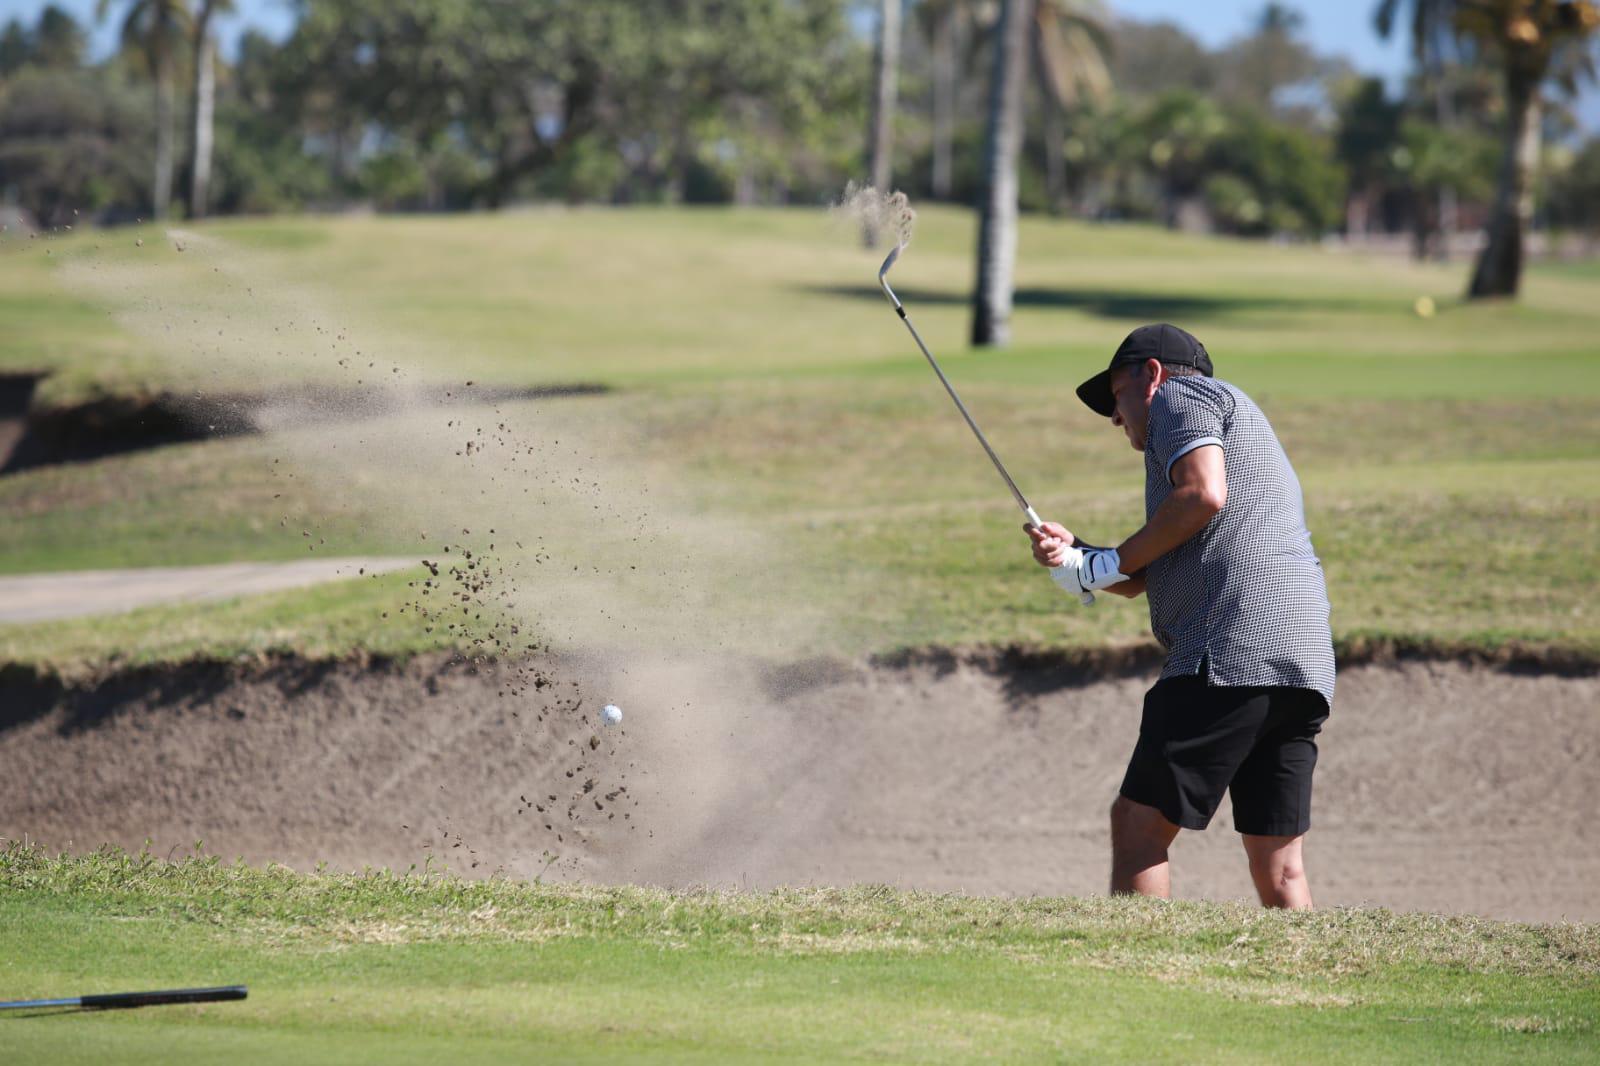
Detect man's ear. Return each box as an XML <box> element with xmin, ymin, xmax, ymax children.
<box><xmin>1145</xmin><ymin>358</ymin><xmax>1164</xmax><ymax>395</ymax></box>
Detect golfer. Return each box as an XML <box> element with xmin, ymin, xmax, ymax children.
<box><xmin>1026</xmin><ymin>323</ymin><xmax>1334</xmax><ymax>909</ymax></box>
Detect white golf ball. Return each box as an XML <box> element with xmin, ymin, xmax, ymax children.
<box><xmin>601</xmin><ymin>704</ymin><xmax>623</xmax><ymax>726</ymax></box>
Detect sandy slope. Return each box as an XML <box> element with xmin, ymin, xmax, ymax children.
<box><xmin>2</xmin><ymin>652</ymin><xmax>1595</xmax><ymax>923</ymax></box>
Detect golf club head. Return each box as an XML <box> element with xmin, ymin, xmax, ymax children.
<box><xmin>877</xmin><ymin>243</ymin><xmax>905</xmax><ymax>308</ymax></box>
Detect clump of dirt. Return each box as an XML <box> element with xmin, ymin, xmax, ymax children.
<box><xmin>3</xmin><ymin>652</ymin><xmax>1597</xmax><ymax>924</ymax></box>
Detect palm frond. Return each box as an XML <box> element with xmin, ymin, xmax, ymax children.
<box><xmin>1032</xmin><ymin>0</ymin><xmax>1114</xmax><ymax>108</ymax></box>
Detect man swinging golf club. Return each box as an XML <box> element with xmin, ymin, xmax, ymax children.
<box><xmin>1027</xmin><ymin>324</ymin><xmax>1334</xmax><ymax>909</ymax></box>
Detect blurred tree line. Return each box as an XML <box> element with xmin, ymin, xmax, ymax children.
<box><xmin>1</xmin><ymin>1</ymin><xmax>1597</xmax><ymax>292</ymax></box>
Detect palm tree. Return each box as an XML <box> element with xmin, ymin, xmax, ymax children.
<box><xmin>970</xmin><ymin>0</ymin><xmax>1030</xmax><ymax>347</ymax></box>
<box><xmin>98</xmin><ymin>0</ymin><xmax>190</xmax><ymax>219</ymax></box>
<box><xmin>1030</xmin><ymin>0</ymin><xmax>1112</xmax><ymax>213</ymax></box>
<box><xmin>918</xmin><ymin>0</ymin><xmax>1111</xmax><ymax>210</ymax></box>
<box><xmin>1450</xmin><ymin>0</ymin><xmax>1599</xmax><ymax>297</ymax></box>
<box><xmin>188</xmin><ymin>0</ymin><xmax>233</xmax><ymax>219</ymax></box>
<box><xmin>1256</xmin><ymin>2</ymin><xmax>1305</xmax><ymax>35</ymax></box>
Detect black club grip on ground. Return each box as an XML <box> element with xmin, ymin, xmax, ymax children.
<box><xmin>79</xmin><ymin>985</ymin><xmax>248</xmax><ymax>1010</ymax></box>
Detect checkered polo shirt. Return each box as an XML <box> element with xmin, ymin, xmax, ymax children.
<box><xmin>1142</xmin><ymin>376</ymin><xmax>1335</xmax><ymax>707</ymax></box>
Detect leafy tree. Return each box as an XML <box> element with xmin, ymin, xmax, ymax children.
<box><xmin>1122</xmin><ymin>87</ymin><xmax>1344</xmax><ymax>237</ymax></box>
<box><xmin>915</xmin><ymin>0</ymin><xmax>972</xmax><ymax>199</ymax></box>
<box><xmin>0</xmin><ymin>6</ymin><xmax>88</xmax><ymax>75</ymax></box>
<box><xmin>1375</xmin><ymin>0</ymin><xmax>1469</xmax><ymax>243</ymax></box>
<box><xmin>1335</xmin><ymin>76</ymin><xmax>1403</xmax><ymax>237</ymax></box>
<box><xmin>34</xmin><ymin>5</ymin><xmax>89</xmax><ymax>67</ymax></box>
<box><xmin>587</xmin><ymin>0</ymin><xmax>859</xmax><ymax>205</ymax></box>
<box><xmin>1545</xmin><ymin>135</ymin><xmax>1600</xmax><ymax>233</ymax></box>
<box><xmin>1207</xmin><ymin>106</ymin><xmax>1345</xmax><ymax>236</ymax></box>
<box><xmin>1108</xmin><ymin>17</ymin><xmax>1215</xmax><ymax>97</ymax></box>
<box><xmin>0</xmin><ymin>66</ymin><xmax>152</xmax><ymax>225</ymax></box>
<box><xmin>1392</xmin><ymin>117</ymin><xmax>1497</xmax><ymax>254</ymax></box>
<box><xmin>1135</xmin><ymin>89</ymin><xmax>1229</xmax><ymax>226</ymax></box>
<box><xmin>1056</xmin><ymin>99</ymin><xmax>1143</xmax><ymax>216</ymax></box>
<box><xmin>203</xmin><ymin>27</ymin><xmax>332</xmax><ymax>212</ymax></box>
<box><xmin>1215</xmin><ymin>3</ymin><xmax>1320</xmax><ymax>112</ymax></box>
<box><xmin>97</xmin><ymin>0</ymin><xmax>190</xmax><ymax>219</ymax></box>
<box><xmin>0</xmin><ymin>20</ymin><xmax>30</xmax><ymax>76</ymax></box>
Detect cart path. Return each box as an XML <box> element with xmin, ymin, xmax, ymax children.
<box><xmin>0</xmin><ymin>558</ymin><xmax>418</xmax><ymax>624</ymax></box>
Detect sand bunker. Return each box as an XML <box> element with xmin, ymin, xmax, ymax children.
<box><xmin>3</xmin><ymin>652</ymin><xmax>1595</xmax><ymax>924</ymax></box>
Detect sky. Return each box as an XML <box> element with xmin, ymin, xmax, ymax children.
<box><xmin>4</xmin><ymin>0</ymin><xmax>1596</xmax><ymax>131</ymax></box>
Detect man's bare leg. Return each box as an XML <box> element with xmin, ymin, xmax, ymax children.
<box><xmin>1242</xmin><ymin>833</ymin><xmax>1313</xmax><ymax>909</ymax></box>
<box><xmin>1109</xmin><ymin>795</ymin><xmax>1181</xmax><ymax>897</ymax></box>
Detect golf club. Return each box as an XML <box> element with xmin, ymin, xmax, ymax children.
<box><xmin>0</xmin><ymin>985</ymin><xmax>248</xmax><ymax>1012</ymax></box>
<box><xmin>877</xmin><ymin>243</ymin><xmax>1094</xmax><ymax>606</ymax></box>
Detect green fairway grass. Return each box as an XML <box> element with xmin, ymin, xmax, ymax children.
<box><xmin>2</xmin><ymin>209</ymin><xmax>1598</xmax><ymax>665</ymax></box>
<box><xmin>2</xmin><ymin>845</ymin><xmax>1595</xmax><ymax>1064</ymax></box>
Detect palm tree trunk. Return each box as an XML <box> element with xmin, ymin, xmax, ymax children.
<box><xmin>868</xmin><ymin>0</ymin><xmax>901</xmax><ymax>194</ymax></box>
<box><xmin>1469</xmin><ymin>72</ymin><xmax>1540</xmax><ymax>299</ymax></box>
<box><xmin>153</xmin><ymin>44</ymin><xmax>174</xmax><ymax>219</ymax></box>
<box><xmin>930</xmin><ymin>5</ymin><xmax>955</xmax><ymax>201</ymax></box>
<box><xmin>188</xmin><ymin>2</ymin><xmax>218</xmax><ymax>219</ymax></box>
<box><xmin>971</xmin><ymin>0</ymin><xmax>1030</xmax><ymax>348</ymax></box>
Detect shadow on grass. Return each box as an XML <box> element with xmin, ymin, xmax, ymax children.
<box><xmin>803</xmin><ymin>284</ymin><xmax>1358</xmax><ymax>320</ymax></box>
<box><xmin>1</xmin><ymin>381</ymin><xmax>611</xmax><ymax>475</ymax></box>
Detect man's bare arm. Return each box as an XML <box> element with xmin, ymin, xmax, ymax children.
<box><xmin>1115</xmin><ymin>445</ymin><xmax>1226</xmax><ymax>574</ymax></box>
<box><xmin>1101</xmin><ymin>571</ymin><xmax>1147</xmax><ymax>598</ymax></box>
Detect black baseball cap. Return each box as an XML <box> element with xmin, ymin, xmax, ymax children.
<box><xmin>1075</xmin><ymin>323</ymin><xmax>1213</xmax><ymax>417</ymax></box>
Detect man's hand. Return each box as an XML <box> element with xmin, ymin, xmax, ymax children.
<box><xmin>1028</xmin><ymin>524</ymin><xmax>1130</xmax><ymax>589</ymax></box>
<box><xmin>1025</xmin><ymin>521</ymin><xmax>1074</xmax><ymax>568</ymax></box>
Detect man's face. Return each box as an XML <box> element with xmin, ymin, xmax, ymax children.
<box><xmin>1109</xmin><ymin>361</ymin><xmax>1160</xmax><ymax>451</ymax></box>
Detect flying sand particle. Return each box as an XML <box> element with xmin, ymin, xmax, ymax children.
<box><xmin>832</xmin><ymin>181</ymin><xmax>916</xmax><ymax>249</ymax></box>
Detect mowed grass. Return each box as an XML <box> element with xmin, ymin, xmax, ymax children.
<box><xmin>1</xmin><ymin>845</ymin><xmax>1595</xmax><ymax>1064</ymax></box>
<box><xmin>2</xmin><ymin>209</ymin><xmax>1598</xmax><ymax>664</ymax></box>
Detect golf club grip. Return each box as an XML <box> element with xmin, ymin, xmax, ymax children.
<box><xmin>80</xmin><ymin>985</ymin><xmax>248</xmax><ymax>1009</ymax></box>
<box><xmin>1026</xmin><ymin>509</ymin><xmax>1095</xmax><ymax>606</ymax></box>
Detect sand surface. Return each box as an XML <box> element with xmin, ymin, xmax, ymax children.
<box><xmin>3</xmin><ymin>653</ymin><xmax>1595</xmax><ymax>923</ymax></box>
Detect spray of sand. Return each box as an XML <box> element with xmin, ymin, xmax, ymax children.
<box><xmin>832</xmin><ymin>182</ymin><xmax>916</xmax><ymax>249</ymax></box>
<box><xmin>49</xmin><ymin>225</ymin><xmax>839</xmax><ymax>885</ymax></box>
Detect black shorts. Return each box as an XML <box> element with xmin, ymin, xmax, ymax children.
<box><xmin>1118</xmin><ymin>672</ymin><xmax>1329</xmax><ymax>836</ymax></box>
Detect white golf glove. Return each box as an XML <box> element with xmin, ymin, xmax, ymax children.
<box><xmin>1050</xmin><ymin>546</ymin><xmax>1128</xmax><ymax>598</ymax></box>
<box><xmin>1080</xmin><ymin>547</ymin><xmax>1130</xmax><ymax>590</ymax></box>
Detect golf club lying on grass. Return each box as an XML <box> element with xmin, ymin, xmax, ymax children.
<box><xmin>0</xmin><ymin>985</ymin><xmax>247</xmax><ymax>1012</ymax></box>
<box><xmin>877</xmin><ymin>242</ymin><xmax>1094</xmax><ymax>606</ymax></box>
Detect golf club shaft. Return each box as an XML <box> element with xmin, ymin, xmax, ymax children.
<box><xmin>0</xmin><ymin>985</ymin><xmax>247</xmax><ymax>1011</ymax></box>
<box><xmin>878</xmin><ymin>276</ymin><xmax>1034</xmax><ymax>519</ymax></box>
<box><xmin>877</xmin><ymin>249</ymin><xmax>1093</xmax><ymax>606</ymax></box>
